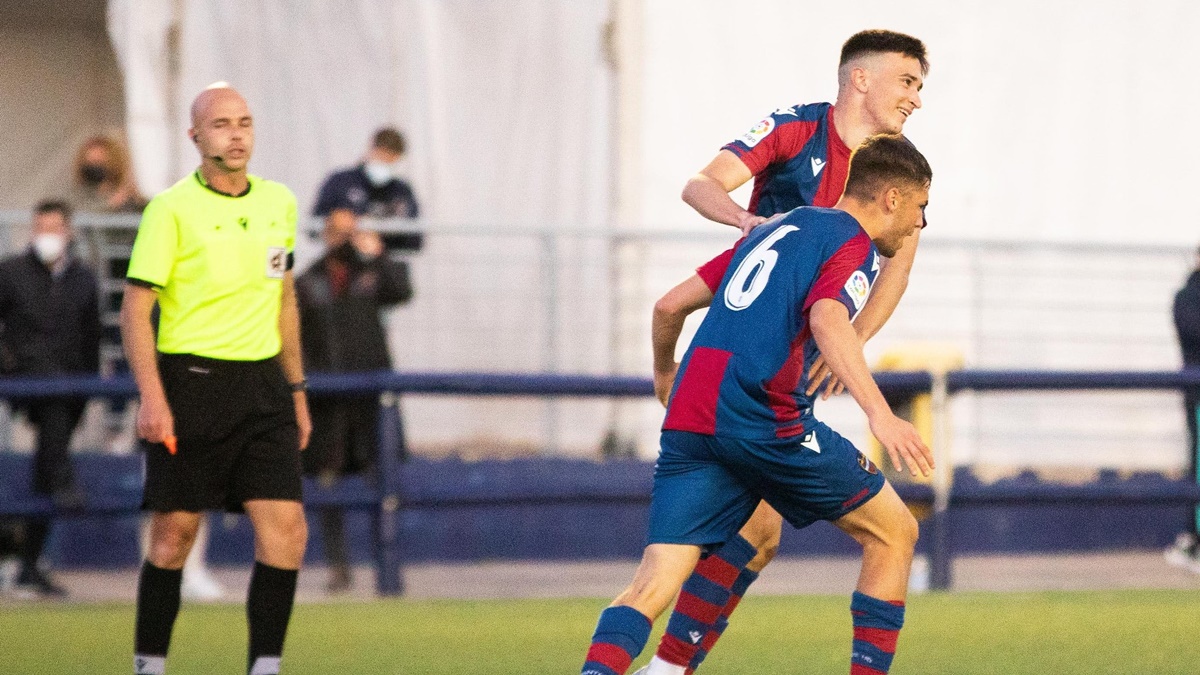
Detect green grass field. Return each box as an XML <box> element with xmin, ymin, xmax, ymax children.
<box><xmin>3</xmin><ymin>590</ymin><xmax>1199</xmax><ymax>673</ymax></box>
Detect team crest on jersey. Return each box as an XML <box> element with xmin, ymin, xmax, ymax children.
<box><xmin>739</xmin><ymin>117</ymin><xmax>775</xmax><ymax>148</ymax></box>
<box><xmin>266</xmin><ymin>246</ymin><xmax>287</xmax><ymax>279</ymax></box>
<box><xmin>844</xmin><ymin>270</ymin><xmax>871</xmax><ymax>310</ymax></box>
<box><xmin>858</xmin><ymin>452</ymin><xmax>879</xmax><ymax>475</ymax></box>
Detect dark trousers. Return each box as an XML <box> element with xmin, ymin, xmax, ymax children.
<box><xmin>26</xmin><ymin>398</ymin><xmax>86</xmax><ymax>496</ymax></box>
<box><xmin>16</xmin><ymin>398</ymin><xmax>86</xmax><ymax>571</ymax></box>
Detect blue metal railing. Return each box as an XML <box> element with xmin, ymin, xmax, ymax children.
<box><xmin>1</xmin><ymin>368</ymin><xmax>1197</xmax><ymax>594</ymax></box>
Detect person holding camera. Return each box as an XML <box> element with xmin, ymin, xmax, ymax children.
<box><xmin>296</xmin><ymin>207</ymin><xmax>413</xmax><ymax>592</ymax></box>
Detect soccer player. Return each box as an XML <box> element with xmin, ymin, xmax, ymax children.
<box><xmin>122</xmin><ymin>83</ymin><xmax>310</xmax><ymax>675</ymax></box>
<box><xmin>645</xmin><ymin>29</ymin><xmax>929</xmax><ymax>674</ymax></box>
<box><xmin>581</xmin><ymin>134</ymin><xmax>934</xmax><ymax>675</ymax></box>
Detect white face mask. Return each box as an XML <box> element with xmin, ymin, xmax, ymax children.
<box><xmin>33</xmin><ymin>233</ymin><xmax>68</xmax><ymax>264</ymax></box>
<box><xmin>363</xmin><ymin>161</ymin><xmax>394</xmax><ymax>187</ymax></box>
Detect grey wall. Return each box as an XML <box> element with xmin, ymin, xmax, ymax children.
<box><xmin>0</xmin><ymin>0</ymin><xmax>125</xmax><ymax>215</ymax></box>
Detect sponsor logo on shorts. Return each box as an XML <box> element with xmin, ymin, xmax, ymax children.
<box><xmin>800</xmin><ymin>431</ymin><xmax>821</xmax><ymax>454</ymax></box>
<box><xmin>738</xmin><ymin>117</ymin><xmax>775</xmax><ymax>148</ymax></box>
<box><xmin>858</xmin><ymin>452</ymin><xmax>878</xmax><ymax>475</ymax></box>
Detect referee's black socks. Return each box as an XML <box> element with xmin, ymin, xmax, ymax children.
<box><xmin>134</xmin><ymin>561</ymin><xmax>182</xmax><ymax>675</ymax></box>
<box><xmin>247</xmin><ymin>561</ymin><xmax>298</xmax><ymax>675</ymax></box>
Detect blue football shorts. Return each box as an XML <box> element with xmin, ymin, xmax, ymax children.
<box><xmin>647</xmin><ymin>422</ymin><xmax>886</xmax><ymax>547</ymax></box>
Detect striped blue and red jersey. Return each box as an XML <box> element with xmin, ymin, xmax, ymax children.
<box><xmin>723</xmin><ymin>102</ymin><xmax>851</xmax><ymax>215</ymax></box>
<box><xmin>663</xmin><ymin>207</ymin><xmax>880</xmax><ymax>440</ymax></box>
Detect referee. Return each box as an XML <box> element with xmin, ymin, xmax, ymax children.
<box><xmin>121</xmin><ymin>83</ymin><xmax>311</xmax><ymax>675</ymax></box>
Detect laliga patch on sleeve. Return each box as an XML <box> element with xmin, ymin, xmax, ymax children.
<box><xmin>738</xmin><ymin>117</ymin><xmax>776</xmax><ymax>148</ymax></box>
<box><xmin>844</xmin><ymin>270</ymin><xmax>871</xmax><ymax>310</ymax></box>
<box><xmin>266</xmin><ymin>246</ymin><xmax>287</xmax><ymax>279</ymax></box>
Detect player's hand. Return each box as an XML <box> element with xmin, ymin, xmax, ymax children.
<box><xmin>136</xmin><ymin>392</ymin><xmax>175</xmax><ymax>445</ymax></box>
<box><xmin>293</xmin><ymin>391</ymin><xmax>312</xmax><ymax>450</ymax></box>
<box><xmin>352</xmin><ymin>230</ymin><xmax>384</xmax><ymax>259</ymax></box>
<box><xmin>868</xmin><ymin>412</ymin><xmax>934</xmax><ymax>478</ymax></box>
<box><xmin>736</xmin><ymin>212</ymin><xmax>768</xmax><ymax>236</ymax></box>
<box><xmin>653</xmin><ymin>363</ymin><xmax>679</xmax><ymax>407</ymax></box>
<box><xmin>805</xmin><ymin>355</ymin><xmax>845</xmax><ymax>399</ymax></box>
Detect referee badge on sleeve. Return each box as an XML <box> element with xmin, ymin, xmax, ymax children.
<box><xmin>266</xmin><ymin>247</ymin><xmax>287</xmax><ymax>279</ymax></box>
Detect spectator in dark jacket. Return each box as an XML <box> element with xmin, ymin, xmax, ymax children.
<box><xmin>1175</xmin><ymin>254</ymin><xmax>1200</xmax><ymax>449</ymax></box>
<box><xmin>296</xmin><ymin>207</ymin><xmax>412</xmax><ymax>592</ymax></box>
<box><xmin>0</xmin><ymin>200</ymin><xmax>101</xmax><ymax>597</ymax></box>
<box><xmin>1171</xmin><ymin>250</ymin><xmax>1200</xmax><ymax>570</ymax></box>
<box><xmin>312</xmin><ymin>127</ymin><xmax>419</xmax><ymax>220</ymax></box>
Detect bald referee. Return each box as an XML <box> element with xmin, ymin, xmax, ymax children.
<box><xmin>121</xmin><ymin>83</ymin><xmax>311</xmax><ymax>675</ymax></box>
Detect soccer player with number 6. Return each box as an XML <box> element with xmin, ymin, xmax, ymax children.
<box><xmin>638</xmin><ymin>29</ymin><xmax>930</xmax><ymax>675</ymax></box>
<box><xmin>581</xmin><ymin>134</ymin><xmax>934</xmax><ymax>675</ymax></box>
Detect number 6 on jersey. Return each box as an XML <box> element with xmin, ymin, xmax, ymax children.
<box><xmin>723</xmin><ymin>225</ymin><xmax>799</xmax><ymax>311</ymax></box>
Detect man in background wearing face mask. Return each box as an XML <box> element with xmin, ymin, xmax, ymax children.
<box><xmin>312</xmin><ymin>127</ymin><xmax>420</xmax><ymax>220</ymax></box>
<box><xmin>295</xmin><ymin>207</ymin><xmax>412</xmax><ymax>592</ymax></box>
<box><xmin>0</xmin><ymin>200</ymin><xmax>101</xmax><ymax>598</ymax></box>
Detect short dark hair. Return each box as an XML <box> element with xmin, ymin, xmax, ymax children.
<box><xmin>840</xmin><ymin>29</ymin><xmax>929</xmax><ymax>75</ymax></box>
<box><xmin>843</xmin><ymin>134</ymin><xmax>932</xmax><ymax>202</ymax></box>
<box><xmin>372</xmin><ymin>127</ymin><xmax>406</xmax><ymax>155</ymax></box>
<box><xmin>34</xmin><ymin>199</ymin><xmax>72</xmax><ymax>222</ymax></box>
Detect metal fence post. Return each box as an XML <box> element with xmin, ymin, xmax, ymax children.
<box><xmin>541</xmin><ymin>231</ymin><xmax>561</xmax><ymax>454</ymax></box>
<box><xmin>373</xmin><ymin>390</ymin><xmax>405</xmax><ymax>596</ymax></box>
<box><xmin>929</xmin><ymin>370</ymin><xmax>953</xmax><ymax>590</ymax></box>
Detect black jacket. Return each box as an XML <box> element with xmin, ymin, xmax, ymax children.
<box><xmin>296</xmin><ymin>248</ymin><xmax>412</xmax><ymax>373</ymax></box>
<box><xmin>312</xmin><ymin>165</ymin><xmax>420</xmax><ymax>219</ymax></box>
<box><xmin>0</xmin><ymin>249</ymin><xmax>100</xmax><ymax>375</ymax></box>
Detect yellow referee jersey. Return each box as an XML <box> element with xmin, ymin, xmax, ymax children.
<box><xmin>126</xmin><ymin>172</ymin><xmax>297</xmax><ymax>361</ymax></box>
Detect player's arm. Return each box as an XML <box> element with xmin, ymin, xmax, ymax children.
<box><xmin>278</xmin><ymin>271</ymin><xmax>312</xmax><ymax>450</ymax></box>
<box><xmin>807</xmin><ymin>229</ymin><xmax>922</xmax><ymax>398</ymax></box>
<box><xmin>651</xmin><ymin>275</ymin><xmax>715</xmax><ymax>406</ymax></box>
<box><xmin>120</xmin><ymin>283</ymin><xmax>172</xmax><ymax>443</ymax></box>
<box><xmin>682</xmin><ymin>150</ymin><xmax>767</xmax><ymax>235</ymax></box>
<box><xmin>808</xmin><ymin>298</ymin><xmax>932</xmax><ymax>477</ymax></box>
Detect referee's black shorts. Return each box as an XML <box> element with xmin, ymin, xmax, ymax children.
<box><xmin>142</xmin><ymin>353</ymin><xmax>303</xmax><ymax>513</ymax></box>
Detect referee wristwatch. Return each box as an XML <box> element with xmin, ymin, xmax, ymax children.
<box><xmin>289</xmin><ymin>379</ymin><xmax>308</xmax><ymax>392</ymax></box>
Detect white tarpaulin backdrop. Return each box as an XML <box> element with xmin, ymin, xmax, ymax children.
<box><xmin>637</xmin><ymin>0</ymin><xmax>1200</xmax><ymax>245</ymax></box>
<box><xmin>108</xmin><ymin>0</ymin><xmax>1200</xmax><ymax>246</ymax></box>
<box><xmin>108</xmin><ymin>0</ymin><xmax>613</xmax><ymax>231</ymax></box>
<box><xmin>103</xmin><ymin>1</ymin><xmax>1200</xmax><ymax>463</ymax></box>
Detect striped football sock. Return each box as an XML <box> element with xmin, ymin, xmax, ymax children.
<box><xmin>582</xmin><ymin>605</ymin><xmax>653</xmax><ymax>675</ymax></box>
<box><xmin>685</xmin><ymin>566</ymin><xmax>758</xmax><ymax>673</ymax></box>
<box><xmin>849</xmin><ymin>591</ymin><xmax>905</xmax><ymax>674</ymax></box>
<box><xmin>652</xmin><ymin>535</ymin><xmax>757</xmax><ymax>670</ymax></box>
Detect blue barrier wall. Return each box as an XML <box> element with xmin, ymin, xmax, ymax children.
<box><xmin>0</xmin><ymin>453</ymin><xmax>1189</xmax><ymax>568</ymax></box>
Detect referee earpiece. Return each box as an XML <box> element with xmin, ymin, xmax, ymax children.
<box><xmin>191</xmin><ymin>133</ymin><xmax>225</xmax><ymax>163</ymax></box>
